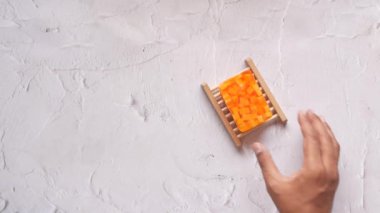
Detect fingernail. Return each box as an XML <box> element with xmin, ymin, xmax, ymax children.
<box><xmin>252</xmin><ymin>143</ymin><xmax>263</xmax><ymax>154</ymax></box>
<box><xmin>320</xmin><ymin>116</ymin><xmax>326</xmax><ymax>123</ymax></box>
<box><xmin>306</xmin><ymin>110</ymin><xmax>316</xmax><ymax>119</ymax></box>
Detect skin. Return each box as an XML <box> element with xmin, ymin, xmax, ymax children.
<box><xmin>252</xmin><ymin>110</ymin><xmax>340</xmax><ymax>213</ymax></box>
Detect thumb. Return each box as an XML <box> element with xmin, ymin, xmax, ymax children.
<box><xmin>252</xmin><ymin>142</ymin><xmax>282</xmax><ymax>182</ymax></box>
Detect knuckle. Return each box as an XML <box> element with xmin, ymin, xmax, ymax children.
<box><xmin>308</xmin><ymin>167</ymin><xmax>325</xmax><ymax>179</ymax></box>
<box><xmin>328</xmin><ymin>171</ymin><xmax>340</xmax><ymax>184</ymax></box>
<box><xmin>315</xmin><ymin>165</ymin><xmax>325</xmax><ymax>173</ymax></box>
<box><xmin>335</xmin><ymin>142</ymin><xmax>341</xmax><ymax>152</ymax></box>
<box><xmin>319</xmin><ymin>171</ymin><xmax>339</xmax><ymax>191</ymax></box>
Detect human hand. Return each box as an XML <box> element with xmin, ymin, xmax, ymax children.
<box><xmin>252</xmin><ymin>110</ymin><xmax>340</xmax><ymax>213</ymax></box>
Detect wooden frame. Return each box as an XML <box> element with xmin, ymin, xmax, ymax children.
<box><xmin>245</xmin><ymin>58</ymin><xmax>287</xmax><ymax>123</ymax></box>
<box><xmin>201</xmin><ymin>83</ymin><xmax>242</xmax><ymax>147</ymax></box>
<box><xmin>201</xmin><ymin>57</ymin><xmax>287</xmax><ymax>148</ymax></box>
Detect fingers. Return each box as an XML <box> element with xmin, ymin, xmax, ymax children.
<box><xmin>306</xmin><ymin>111</ymin><xmax>338</xmax><ymax>174</ymax></box>
<box><xmin>320</xmin><ymin>117</ymin><xmax>340</xmax><ymax>166</ymax></box>
<box><xmin>298</xmin><ymin>111</ymin><xmax>322</xmax><ymax>166</ymax></box>
<box><xmin>252</xmin><ymin>143</ymin><xmax>282</xmax><ymax>183</ymax></box>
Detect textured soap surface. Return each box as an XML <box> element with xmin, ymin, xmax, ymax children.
<box><xmin>219</xmin><ymin>70</ymin><xmax>273</xmax><ymax>132</ymax></box>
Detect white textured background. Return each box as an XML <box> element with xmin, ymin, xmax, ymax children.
<box><xmin>0</xmin><ymin>0</ymin><xmax>380</xmax><ymax>212</ymax></box>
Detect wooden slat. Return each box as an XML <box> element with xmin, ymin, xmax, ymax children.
<box><xmin>239</xmin><ymin>114</ymin><xmax>280</xmax><ymax>137</ymax></box>
<box><xmin>245</xmin><ymin>58</ymin><xmax>287</xmax><ymax>123</ymax></box>
<box><xmin>201</xmin><ymin>83</ymin><xmax>242</xmax><ymax>147</ymax></box>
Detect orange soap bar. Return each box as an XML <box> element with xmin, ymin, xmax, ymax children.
<box><xmin>219</xmin><ymin>70</ymin><xmax>273</xmax><ymax>132</ymax></box>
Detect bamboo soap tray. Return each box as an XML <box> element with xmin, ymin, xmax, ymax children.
<box><xmin>201</xmin><ymin>58</ymin><xmax>287</xmax><ymax>148</ymax></box>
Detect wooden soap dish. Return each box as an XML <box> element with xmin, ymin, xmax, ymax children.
<box><xmin>201</xmin><ymin>58</ymin><xmax>287</xmax><ymax>148</ymax></box>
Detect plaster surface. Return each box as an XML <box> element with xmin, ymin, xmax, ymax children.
<box><xmin>0</xmin><ymin>0</ymin><xmax>380</xmax><ymax>212</ymax></box>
